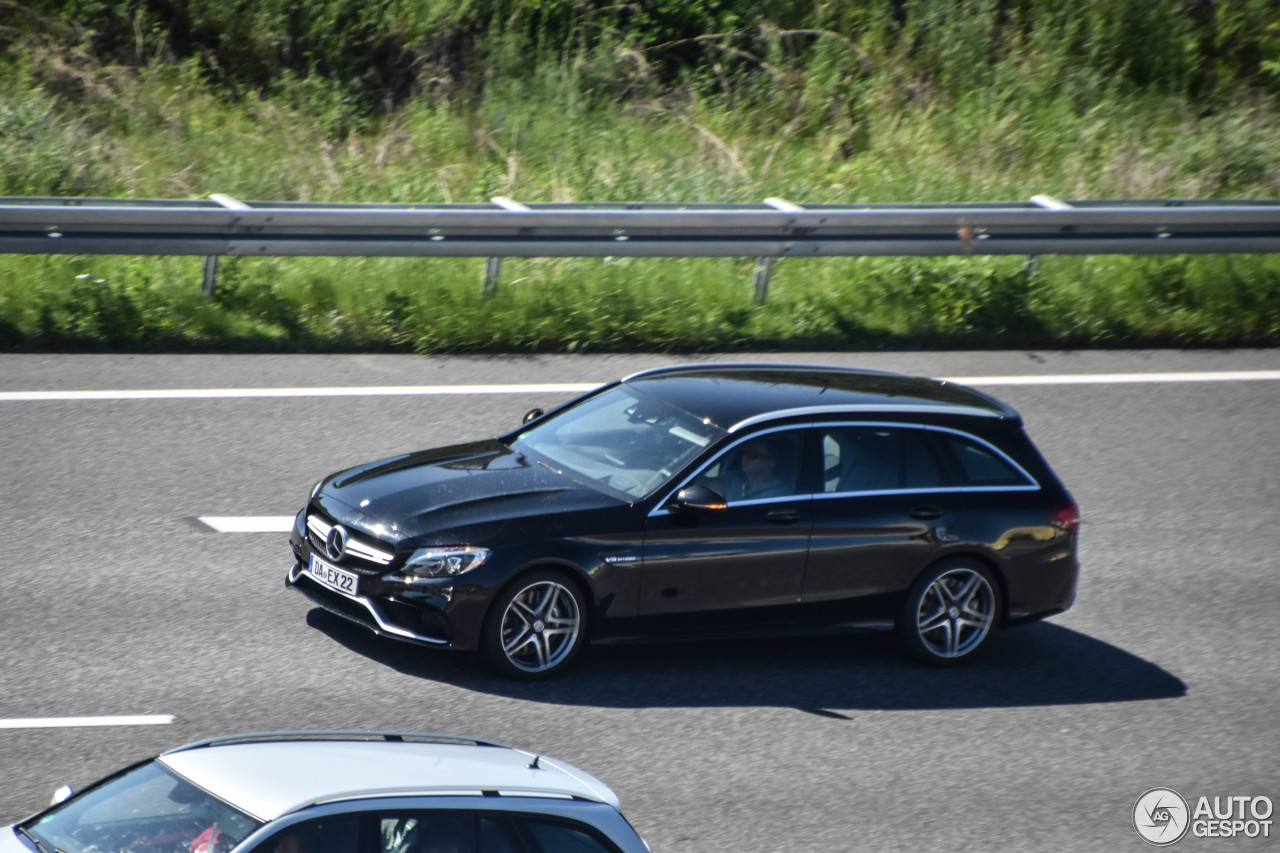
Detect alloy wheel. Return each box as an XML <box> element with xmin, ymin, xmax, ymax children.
<box><xmin>499</xmin><ymin>579</ymin><xmax>582</xmax><ymax>673</ymax></box>
<box><xmin>913</xmin><ymin>567</ymin><xmax>996</xmax><ymax>659</ymax></box>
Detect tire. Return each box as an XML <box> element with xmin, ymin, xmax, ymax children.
<box><xmin>482</xmin><ymin>570</ymin><xmax>588</xmax><ymax>679</ymax></box>
<box><xmin>897</xmin><ymin>558</ymin><xmax>1001</xmax><ymax>666</ymax></box>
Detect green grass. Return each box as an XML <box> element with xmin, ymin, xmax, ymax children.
<box><xmin>1</xmin><ymin>0</ymin><xmax>1279</xmax><ymax>351</ymax></box>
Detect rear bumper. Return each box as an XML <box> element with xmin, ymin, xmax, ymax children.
<box><xmin>1002</xmin><ymin>547</ymin><xmax>1079</xmax><ymax>626</ymax></box>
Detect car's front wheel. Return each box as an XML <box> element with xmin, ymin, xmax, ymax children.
<box><xmin>482</xmin><ymin>570</ymin><xmax>587</xmax><ymax>679</ymax></box>
<box><xmin>897</xmin><ymin>558</ymin><xmax>1000</xmax><ymax>665</ymax></box>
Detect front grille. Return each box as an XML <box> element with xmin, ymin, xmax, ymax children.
<box><xmin>307</xmin><ymin>512</ymin><xmax>396</xmax><ymax>573</ymax></box>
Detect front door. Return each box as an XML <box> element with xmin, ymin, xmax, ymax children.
<box><xmin>639</xmin><ymin>428</ymin><xmax>813</xmax><ymax>635</ymax></box>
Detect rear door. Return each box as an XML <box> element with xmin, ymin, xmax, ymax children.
<box><xmin>801</xmin><ymin>425</ymin><xmax>944</xmax><ymax>623</ymax></box>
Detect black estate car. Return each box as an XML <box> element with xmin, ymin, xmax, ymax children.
<box><xmin>288</xmin><ymin>364</ymin><xmax>1079</xmax><ymax>678</ymax></box>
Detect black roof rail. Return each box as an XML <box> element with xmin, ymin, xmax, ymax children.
<box><xmin>621</xmin><ymin>362</ymin><xmax>911</xmax><ymax>383</ymax></box>
<box><xmin>164</xmin><ymin>731</ymin><xmax>511</xmax><ymax>755</ymax></box>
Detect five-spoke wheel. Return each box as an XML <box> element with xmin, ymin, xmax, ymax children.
<box><xmin>482</xmin><ymin>570</ymin><xmax>587</xmax><ymax>678</ymax></box>
<box><xmin>897</xmin><ymin>559</ymin><xmax>1000</xmax><ymax>665</ymax></box>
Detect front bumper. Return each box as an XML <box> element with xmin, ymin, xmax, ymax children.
<box><xmin>286</xmin><ymin>507</ymin><xmax>501</xmax><ymax>651</ymax></box>
<box><xmin>286</xmin><ymin>559</ymin><xmax>456</xmax><ymax>648</ymax></box>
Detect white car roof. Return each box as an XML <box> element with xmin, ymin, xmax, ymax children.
<box><xmin>157</xmin><ymin>733</ymin><xmax>620</xmax><ymax>821</ymax></box>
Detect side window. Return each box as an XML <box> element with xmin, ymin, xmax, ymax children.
<box><xmin>371</xmin><ymin>813</ymin><xmax>618</xmax><ymax>853</ymax></box>
<box><xmin>698</xmin><ymin>430</ymin><xmax>804</xmax><ymax>502</ymax></box>
<box><xmin>821</xmin><ymin>427</ymin><xmax>945</xmax><ymax>493</ymax></box>
<box><xmin>510</xmin><ymin>817</ymin><xmax>623</xmax><ymax>853</ymax></box>
<box><xmin>935</xmin><ymin>434</ymin><xmax>1032</xmax><ymax>486</ymax></box>
<box><xmin>901</xmin><ymin>429</ymin><xmax>945</xmax><ymax>489</ymax></box>
<box><xmin>477</xmin><ymin>819</ymin><xmax>519</xmax><ymax>853</ymax></box>
<box><xmin>379</xmin><ymin>815</ymin><xmax>476</xmax><ymax>853</ymax></box>
<box><xmin>822</xmin><ymin>427</ymin><xmax>901</xmax><ymax>492</ymax></box>
<box><xmin>256</xmin><ymin>817</ymin><xmax>360</xmax><ymax>853</ymax></box>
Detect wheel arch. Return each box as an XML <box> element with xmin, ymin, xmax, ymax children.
<box><xmin>488</xmin><ymin>558</ymin><xmax>597</xmax><ymax>629</ymax></box>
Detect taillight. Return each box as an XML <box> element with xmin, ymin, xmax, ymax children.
<box><xmin>1050</xmin><ymin>501</ymin><xmax>1080</xmax><ymax>533</ymax></box>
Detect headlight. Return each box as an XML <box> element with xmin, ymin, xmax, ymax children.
<box><xmin>395</xmin><ymin>546</ymin><xmax>491</xmax><ymax>582</ymax></box>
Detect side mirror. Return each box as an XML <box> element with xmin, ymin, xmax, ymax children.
<box><xmin>670</xmin><ymin>484</ymin><xmax>727</xmax><ymax>512</ymax></box>
<box><xmin>50</xmin><ymin>785</ymin><xmax>74</xmax><ymax>805</ymax></box>
<box><xmin>522</xmin><ymin>408</ymin><xmax>544</xmax><ymax>425</ymax></box>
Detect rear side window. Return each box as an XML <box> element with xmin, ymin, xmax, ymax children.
<box><xmin>934</xmin><ymin>433</ymin><xmax>1034</xmax><ymax>487</ymax></box>
<box><xmin>513</xmin><ymin>817</ymin><xmax>623</xmax><ymax>853</ymax></box>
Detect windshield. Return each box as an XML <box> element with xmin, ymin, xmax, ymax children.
<box><xmin>511</xmin><ymin>384</ymin><xmax>725</xmax><ymax>499</ymax></box>
<box><xmin>21</xmin><ymin>761</ymin><xmax>261</xmax><ymax>853</ymax></box>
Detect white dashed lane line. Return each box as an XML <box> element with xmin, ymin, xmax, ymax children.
<box><xmin>0</xmin><ymin>715</ymin><xmax>175</xmax><ymax>730</ymax></box>
<box><xmin>198</xmin><ymin>516</ymin><xmax>294</xmax><ymax>533</ymax></box>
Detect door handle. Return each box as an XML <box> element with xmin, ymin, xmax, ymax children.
<box><xmin>909</xmin><ymin>505</ymin><xmax>943</xmax><ymax>520</ymax></box>
<box><xmin>766</xmin><ymin>509</ymin><xmax>801</xmax><ymax>524</ymax></box>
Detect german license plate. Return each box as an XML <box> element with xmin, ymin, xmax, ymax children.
<box><xmin>308</xmin><ymin>554</ymin><xmax>359</xmax><ymax>596</ymax></box>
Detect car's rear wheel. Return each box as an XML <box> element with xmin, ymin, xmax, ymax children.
<box><xmin>897</xmin><ymin>558</ymin><xmax>1000</xmax><ymax>665</ymax></box>
<box><xmin>482</xmin><ymin>570</ymin><xmax>587</xmax><ymax>679</ymax></box>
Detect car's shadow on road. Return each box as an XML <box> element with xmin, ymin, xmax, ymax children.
<box><xmin>306</xmin><ymin>609</ymin><xmax>1185</xmax><ymax>713</ymax></box>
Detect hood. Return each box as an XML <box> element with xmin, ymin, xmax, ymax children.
<box><xmin>315</xmin><ymin>440</ymin><xmax>620</xmax><ymax>542</ymax></box>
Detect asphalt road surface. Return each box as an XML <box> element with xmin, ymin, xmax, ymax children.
<box><xmin>2</xmin><ymin>350</ymin><xmax>1278</xmax><ymax>852</ymax></box>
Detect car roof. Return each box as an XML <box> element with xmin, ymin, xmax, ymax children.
<box><xmin>157</xmin><ymin>732</ymin><xmax>620</xmax><ymax>822</ymax></box>
<box><xmin>620</xmin><ymin>363</ymin><xmax>1018</xmax><ymax>429</ymax></box>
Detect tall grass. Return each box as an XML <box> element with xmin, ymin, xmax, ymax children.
<box><xmin>1</xmin><ymin>0</ymin><xmax>1278</xmax><ymax>351</ymax></box>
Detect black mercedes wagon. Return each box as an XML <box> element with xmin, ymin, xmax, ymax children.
<box><xmin>288</xmin><ymin>364</ymin><xmax>1079</xmax><ymax>678</ymax></box>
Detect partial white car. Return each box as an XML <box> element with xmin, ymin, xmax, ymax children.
<box><xmin>3</xmin><ymin>731</ymin><xmax>649</xmax><ymax>853</ymax></box>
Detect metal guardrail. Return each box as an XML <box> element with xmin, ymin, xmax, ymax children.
<box><xmin>2</xmin><ymin>194</ymin><xmax>1278</xmax><ymax>301</ymax></box>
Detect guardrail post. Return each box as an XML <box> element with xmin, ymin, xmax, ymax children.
<box><xmin>203</xmin><ymin>194</ymin><xmax>251</xmax><ymax>300</ymax></box>
<box><xmin>484</xmin><ymin>257</ymin><xmax>502</xmax><ymax>295</ymax></box>
<box><xmin>202</xmin><ymin>255</ymin><xmax>219</xmax><ymax>298</ymax></box>
<box><xmin>485</xmin><ymin>197</ymin><xmax>532</xmax><ymax>297</ymax></box>
<box><xmin>754</xmin><ymin>197</ymin><xmax>804</xmax><ymax>305</ymax></box>
<box><xmin>752</xmin><ymin>257</ymin><xmax>774</xmax><ymax>305</ymax></box>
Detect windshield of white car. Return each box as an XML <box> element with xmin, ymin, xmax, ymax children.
<box><xmin>21</xmin><ymin>761</ymin><xmax>261</xmax><ymax>853</ymax></box>
<box><xmin>510</xmin><ymin>385</ymin><xmax>725</xmax><ymax>499</ymax></box>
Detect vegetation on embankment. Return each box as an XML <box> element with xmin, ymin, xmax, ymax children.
<box><xmin>1</xmin><ymin>0</ymin><xmax>1279</xmax><ymax>351</ymax></box>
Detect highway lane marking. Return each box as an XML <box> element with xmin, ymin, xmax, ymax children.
<box><xmin>944</xmin><ymin>370</ymin><xmax>1280</xmax><ymax>385</ymax></box>
<box><xmin>0</xmin><ymin>383</ymin><xmax>599</xmax><ymax>401</ymax></box>
<box><xmin>0</xmin><ymin>371</ymin><xmax>1278</xmax><ymax>402</ymax></box>
<box><xmin>0</xmin><ymin>715</ymin><xmax>175</xmax><ymax>729</ymax></box>
<box><xmin>198</xmin><ymin>516</ymin><xmax>294</xmax><ymax>533</ymax></box>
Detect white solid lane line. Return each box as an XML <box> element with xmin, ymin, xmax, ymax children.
<box><xmin>0</xmin><ymin>715</ymin><xmax>175</xmax><ymax>729</ymax></box>
<box><xmin>943</xmin><ymin>370</ymin><xmax>1280</xmax><ymax>385</ymax></box>
<box><xmin>1</xmin><ymin>371</ymin><xmax>1279</xmax><ymax>402</ymax></box>
<box><xmin>0</xmin><ymin>383</ymin><xmax>599</xmax><ymax>402</ymax></box>
<box><xmin>198</xmin><ymin>516</ymin><xmax>294</xmax><ymax>533</ymax></box>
